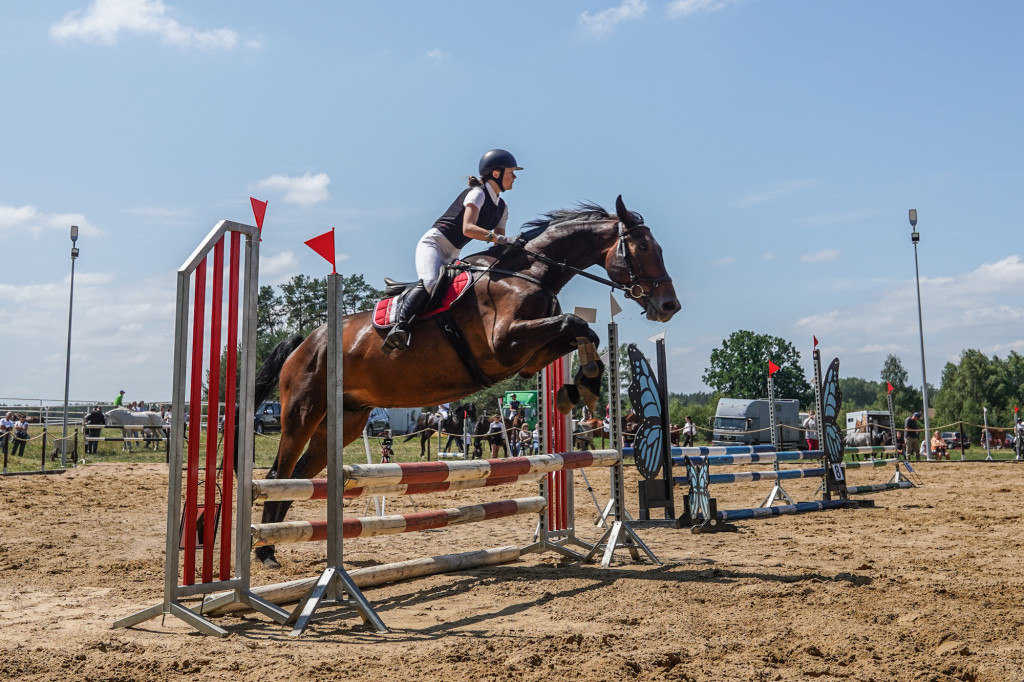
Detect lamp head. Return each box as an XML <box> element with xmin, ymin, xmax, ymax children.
<box><xmin>70</xmin><ymin>225</ymin><xmax>79</xmax><ymax>243</ymax></box>
<box><xmin>908</xmin><ymin>209</ymin><xmax>917</xmax><ymax>228</ymax></box>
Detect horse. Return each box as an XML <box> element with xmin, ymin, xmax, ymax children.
<box><xmin>402</xmin><ymin>403</ymin><xmax>476</xmax><ymax>459</ymax></box>
<box><xmin>573</xmin><ymin>417</ymin><xmax>605</xmax><ymax>450</ymax></box>
<box><xmin>845</xmin><ymin>429</ymin><xmax>893</xmax><ymax>459</ymax></box>
<box><xmin>105</xmin><ymin>407</ymin><xmax>164</xmax><ymax>452</ymax></box>
<box><xmin>504</xmin><ymin>411</ymin><xmax>527</xmax><ymax>456</ymax></box>
<box><xmin>251</xmin><ymin>196</ymin><xmax>679</xmax><ymax>568</ymax></box>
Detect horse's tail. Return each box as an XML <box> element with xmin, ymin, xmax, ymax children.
<box><xmin>254</xmin><ymin>334</ymin><xmax>305</xmax><ymax>408</ymax></box>
<box><xmin>232</xmin><ymin>334</ymin><xmax>304</xmax><ymax>469</ymax></box>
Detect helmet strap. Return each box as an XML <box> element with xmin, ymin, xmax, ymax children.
<box><xmin>489</xmin><ymin>169</ymin><xmax>505</xmax><ymax>193</ymax></box>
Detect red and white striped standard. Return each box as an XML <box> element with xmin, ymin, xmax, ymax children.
<box><xmin>339</xmin><ymin>449</ymin><xmax>619</xmax><ymax>492</ymax></box>
<box><xmin>251</xmin><ymin>496</ymin><xmax>547</xmax><ymax>545</ymax></box>
<box><xmin>542</xmin><ymin>358</ymin><xmax>572</xmax><ymax>531</ymax></box>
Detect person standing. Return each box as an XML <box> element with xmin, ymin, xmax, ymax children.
<box><xmin>802</xmin><ymin>410</ymin><xmax>818</xmax><ymax>451</ymax></box>
<box><xmin>12</xmin><ymin>415</ymin><xmax>29</xmax><ymax>457</ymax></box>
<box><xmin>83</xmin><ymin>407</ymin><xmax>106</xmax><ymax>455</ymax></box>
<box><xmin>1015</xmin><ymin>417</ymin><xmax>1024</xmax><ymax>459</ymax></box>
<box><xmin>682</xmin><ymin>416</ymin><xmax>697</xmax><ymax>447</ymax></box>
<box><xmin>0</xmin><ymin>412</ymin><xmax>13</xmax><ymax>456</ymax></box>
<box><xmin>904</xmin><ymin>412</ymin><xmax>922</xmax><ymax>461</ymax></box>
<box><xmin>113</xmin><ymin>390</ymin><xmax>125</xmax><ymax>407</ymax></box>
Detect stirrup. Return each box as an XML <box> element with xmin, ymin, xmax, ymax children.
<box><xmin>381</xmin><ymin>324</ymin><xmax>411</xmax><ymax>354</ymax></box>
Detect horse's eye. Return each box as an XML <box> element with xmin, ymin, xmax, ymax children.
<box><xmin>637</xmin><ymin>241</ymin><xmax>649</xmax><ymax>252</ymax></box>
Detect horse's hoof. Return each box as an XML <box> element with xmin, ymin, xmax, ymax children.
<box><xmin>556</xmin><ymin>385</ymin><xmax>579</xmax><ymax>414</ymax></box>
<box><xmin>255</xmin><ymin>546</ymin><xmax>281</xmax><ymax>569</ymax></box>
<box><xmin>581</xmin><ymin>361</ymin><xmax>599</xmax><ymax>379</ymax></box>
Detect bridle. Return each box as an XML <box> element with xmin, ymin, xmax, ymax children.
<box><xmin>457</xmin><ymin>218</ymin><xmax>672</xmax><ymax>310</ymax></box>
<box><xmin>514</xmin><ymin>219</ymin><xmax>672</xmax><ymax>304</ymax></box>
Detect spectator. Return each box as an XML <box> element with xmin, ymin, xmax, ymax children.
<box><xmin>1016</xmin><ymin>417</ymin><xmax>1024</xmax><ymax>459</ymax></box>
<box><xmin>114</xmin><ymin>390</ymin><xmax>125</xmax><ymax>407</ymax></box>
<box><xmin>83</xmin><ymin>406</ymin><xmax>105</xmax><ymax>455</ymax></box>
<box><xmin>531</xmin><ymin>426</ymin><xmax>540</xmax><ymax>455</ymax></box>
<box><xmin>12</xmin><ymin>414</ymin><xmax>29</xmax><ymax>457</ymax></box>
<box><xmin>0</xmin><ymin>412</ymin><xmax>13</xmax><ymax>456</ymax></box>
<box><xmin>904</xmin><ymin>412</ymin><xmax>922</xmax><ymax>461</ymax></box>
<box><xmin>931</xmin><ymin>431</ymin><xmax>949</xmax><ymax>460</ymax></box>
<box><xmin>682</xmin><ymin>416</ymin><xmax>697</xmax><ymax>447</ymax></box>
<box><xmin>487</xmin><ymin>414</ymin><xmax>504</xmax><ymax>458</ymax></box>
<box><xmin>803</xmin><ymin>410</ymin><xmax>818</xmax><ymax>451</ymax></box>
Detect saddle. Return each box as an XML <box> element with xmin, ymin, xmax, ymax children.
<box><xmin>372</xmin><ymin>262</ymin><xmax>473</xmax><ymax>330</ymax></box>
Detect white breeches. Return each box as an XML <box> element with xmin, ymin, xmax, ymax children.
<box><xmin>414</xmin><ymin>228</ymin><xmax>460</xmax><ymax>294</ymax></box>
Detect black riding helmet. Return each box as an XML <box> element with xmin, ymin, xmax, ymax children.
<box><xmin>478</xmin><ymin>149</ymin><xmax>523</xmax><ymax>188</ymax></box>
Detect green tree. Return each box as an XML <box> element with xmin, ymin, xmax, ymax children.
<box><xmin>880</xmin><ymin>354</ymin><xmax>921</xmax><ymax>417</ymax></box>
<box><xmin>340</xmin><ymin>274</ymin><xmax>383</xmax><ymax>315</ymax></box>
<box><xmin>839</xmin><ymin>376</ymin><xmax>883</xmax><ymax>410</ymax></box>
<box><xmin>702</xmin><ymin>330</ymin><xmax>812</xmax><ymax>404</ymax></box>
<box><xmin>279</xmin><ymin>274</ymin><xmax>327</xmax><ymax>335</ymax></box>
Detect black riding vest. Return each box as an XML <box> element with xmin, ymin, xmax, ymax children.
<box><xmin>433</xmin><ymin>187</ymin><xmax>506</xmax><ymax>249</ymax></box>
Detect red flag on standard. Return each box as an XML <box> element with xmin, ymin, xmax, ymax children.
<box><xmin>768</xmin><ymin>360</ymin><xmax>780</xmax><ymax>375</ymax></box>
<box><xmin>887</xmin><ymin>382</ymin><xmax>894</xmax><ymax>394</ymax></box>
<box><xmin>305</xmin><ymin>228</ymin><xmax>336</xmax><ymax>273</ymax></box>
<box><xmin>813</xmin><ymin>335</ymin><xmax>818</xmax><ymax>348</ymax></box>
<box><xmin>250</xmin><ymin>197</ymin><xmax>268</xmax><ymax>231</ymax></box>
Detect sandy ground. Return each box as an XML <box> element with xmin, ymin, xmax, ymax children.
<box><xmin>1</xmin><ymin>460</ymin><xmax>1023</xmax><ymax>682</ymax></box>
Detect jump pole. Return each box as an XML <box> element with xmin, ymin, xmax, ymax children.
<box><xmin>286</xmin><ymin>269</ymin><xmax>387</xmax><ymax>636</ymax></box>
<box><xmin>760</xmin><ymin>367</ymin><xmax>794</xmax><ymax>507</ymax></box>
<box><xmin>584</xmin><ymin>316</ymin><xmax>659</xmax><ymax>566</ymax></box>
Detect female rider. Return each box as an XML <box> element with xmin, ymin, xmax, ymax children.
<box><xmin>382</xmin><ymin>149</ymin><xmax>522</xmax><ymax>353</ymax></box>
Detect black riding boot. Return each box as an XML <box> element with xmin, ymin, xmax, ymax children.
<box><xmin>381</xmin><ymin>280</ymin><xmax>431</xmax><ymax>353</ymax></box>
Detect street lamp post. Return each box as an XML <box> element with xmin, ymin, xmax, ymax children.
<box><xmin>61</xmin><ymin>225</ymin><xmax>80</xmax><ymax>469</ymax></box>
<box><xmin>909</xmin><ymin>209</ymin><xmax>931</xmax><ymax>460</ymax></box>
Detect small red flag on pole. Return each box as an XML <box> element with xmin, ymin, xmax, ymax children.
<box><xmin>813</xmin><ymin>335</ymin><xmax>818</xmax><ymax>349</ymax></box>
<box><xmin>304</xmin><ymin>228</ymin><xmax>336</xmax><ymax>274</ymax></box>
<box><xmin>768</xmin><ymin>360</ymin><xmax>780</xmax><ymax>376</ymax></box>
<box><xmin>887</xmin><ymin>382</ymin><xmax>894</xmax><ymax>394</ymax></box>
<box><xmin>250</xmin><ymin>197</ymin><xmax>268</xmax><ymax>231</ymax></box>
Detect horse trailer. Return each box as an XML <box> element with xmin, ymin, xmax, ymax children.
<box><xmin>711</xmin><ymin>398</ymin><xmax>803</xmax><ymax>449</ymax></box>
<box><xmin>845</xmin><ymin>410</ymin><xmax>893</xmax><ymax>437</ymax></box>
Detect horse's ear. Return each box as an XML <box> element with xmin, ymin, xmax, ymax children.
<box><xmin>615</xmin><ymin>195</ymin><xmax>633</xmax><ymax>226</ymax></box>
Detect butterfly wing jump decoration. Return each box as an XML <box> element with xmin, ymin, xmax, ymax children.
<box><xmin>626</xmin><ymin>344</ymin><xmax>665</xmax><ymax>480</ymax></box>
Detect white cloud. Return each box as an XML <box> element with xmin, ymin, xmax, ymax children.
<box><xmin>800</xmin><ymin>249</ymin><xmax>840</xmax><ymax>263</ymax></box>
<box><xmin>261</xmin><ymin>251</ymin><xmax>299</xmax><ymax>277</ymax></box>
<box><xmin>0</xmin><ymin>204</ymin><xmax>102</xmax><ymax>237</ymax></box>
<box><xmin>426</xmin><ymin>48</ymin><xmax>447</xmax><ymax>62</ymax></box>
<box><xmin>667</xmin><ymin>0</ymin><xmax>741</xmax><ymax>19</ymax></box>
<box><xmin>579</xmin><ymin>0</ymin><xmax>647</xmax><ymax>39</ymax></box>
<box><xmin>794</xmin><ymin>255</ymin><xmax>1024</xmax><ymax>381</ymax></box>
<box><xmin>254</xmin><ymin>172</ymin><xmax>331</xmax><ymax>208</ymax></box>
<box><xmin>0</xmin><ymin>272</ymin><xmax>176</xmax><ymax>399</ymax></box>
<box><xmin>709</xmin><ymin>256</ymin><xmax>735</xmax><ymax>266</ymax></box>
<box><xmin>733</xmin><ymin>178</ymin><xmax>820</xmax><ymax>207</ymax></box>
<box><xmin>50</xmin><ymin>0</ymin><xmax>257</xmax><ymax>50</ymax></box>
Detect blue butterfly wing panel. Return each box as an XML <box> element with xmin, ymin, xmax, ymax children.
<box><xmin>627</xmin><ymin>345</ymin><xmax>664</xmax><ymax>480</ymax></box>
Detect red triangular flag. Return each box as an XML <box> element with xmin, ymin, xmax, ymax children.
<box><xmin>887</xmin><ymin>382</ymin><xmax>894</xmax><ymax>394</ymax></box>
<box><xmin>250</xmin><ymin>197</ymin><xmax>268</xmax><ymax>231</ymax></box>
<box><xmin>768</xmin><ymin>360</ymin><xmax>780</xmax><ymax>376</ymax></box>
<box><xmin>304</xmin><ymin>228</ymin><xmax>336</xmax><ymax>274</ymax></box>
<box><xmin>813</xmin><ymin>335</ymin><xmax>818</xmax><ymax>348</ymax></box>
<box><xmin>1015</xmin><ymin>406</ymin><xmax>1019</xmax><ymax>413</ymax></box>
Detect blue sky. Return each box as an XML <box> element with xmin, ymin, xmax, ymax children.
<box><xmin>2</xmin><ymin>0</ymin><xmax>1022</xmax><ymax>405</ymax></box>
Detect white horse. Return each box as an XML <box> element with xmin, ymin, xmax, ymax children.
<box><xmin>105</xmin><ymin>408</ymin><xmax>164</xmax><ymax>451</ymax></box>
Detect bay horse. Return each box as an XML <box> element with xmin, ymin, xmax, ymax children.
<box><xmin>252</xmin><ymin>196</ymin><xmax>680</xmax><ymax>568</ymax></box>
<box><xmin>402</xmin><ymin>403</ymin><xmax>476</xmax><ymax>459</ymax></box>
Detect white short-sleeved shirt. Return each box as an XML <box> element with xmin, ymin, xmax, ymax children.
<box><xmin>463</xmin><ymin>185</ymin><xmax>509</xmax><ymax>233</ymax></box>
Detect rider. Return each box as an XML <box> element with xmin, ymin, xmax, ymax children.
<box><xmin>507</xmin><ymin>393</ymin><xmax>522</xmax><ymax>420</ymax></box>
<box><xmin>439</xmin><ymin>402</ymin><xmax>451</xmax><ymax>422</ymax></box>
<box><xmin>381</xmin><ymin>149</ymin><xmax>522</xmax><ymax>353</ymax></box>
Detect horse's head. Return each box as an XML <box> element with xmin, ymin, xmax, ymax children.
<box><xmin>604</xmin><ymin>196</ymin><xmax>681</xmax><ymax>322</ymax></box>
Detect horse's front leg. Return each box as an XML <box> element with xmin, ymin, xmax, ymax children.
<box><xmin>496</xmin><ymin>313</ymin><xmax>599</xmax><ymax>373</ymax></box>
<box><xmin>497</xmin><ymin>314</ymin><xmax>603</xmax><ymax>414</ymax></box>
